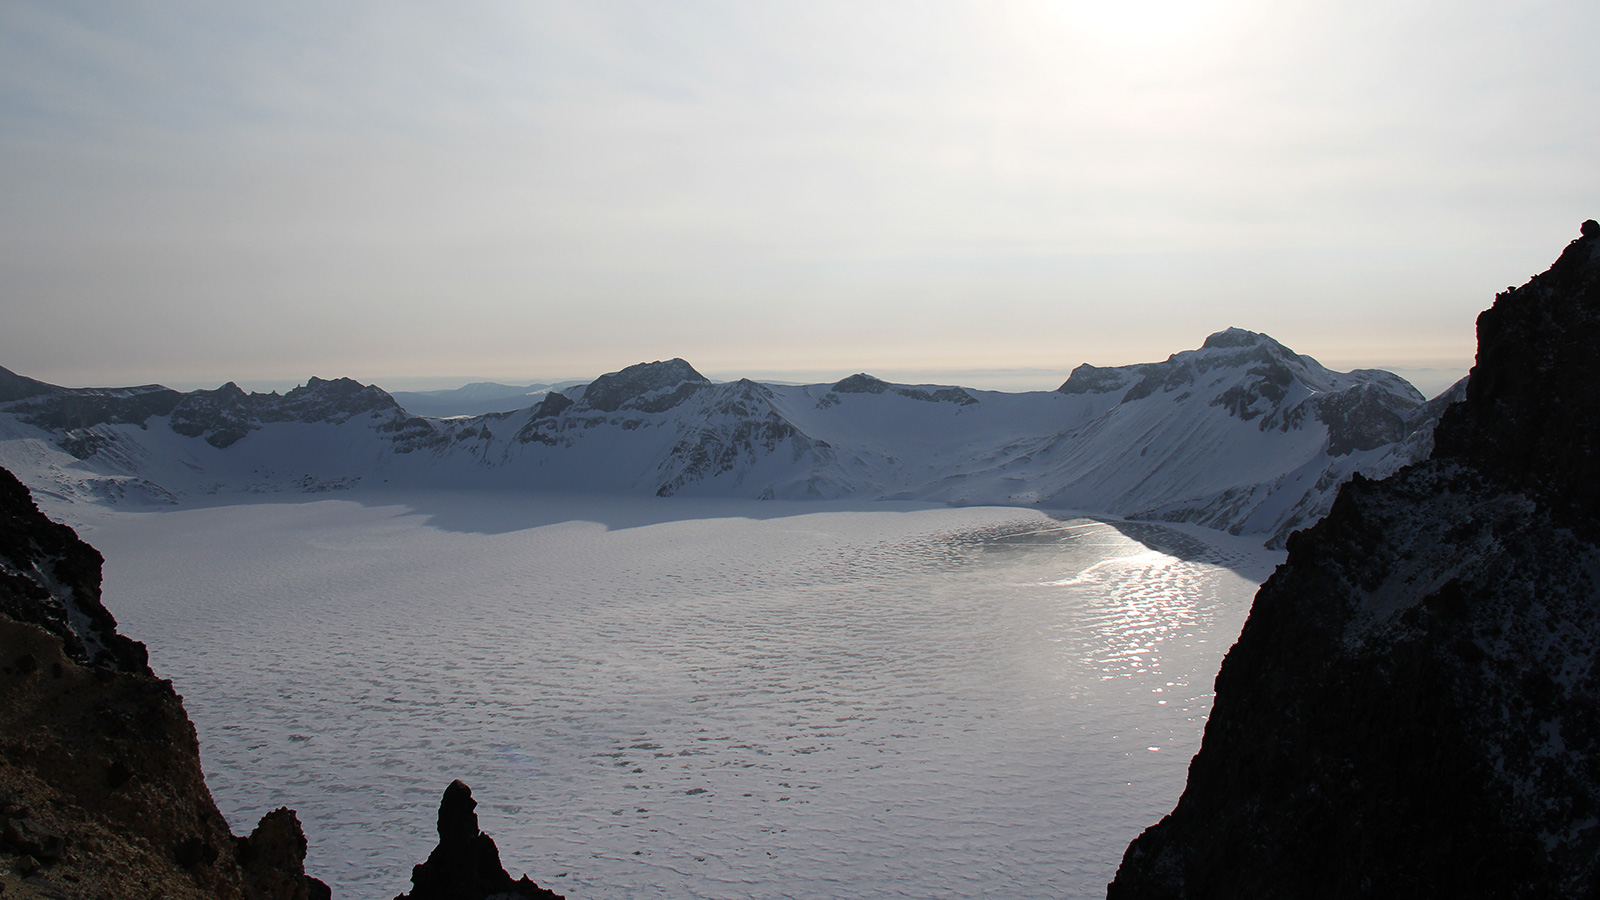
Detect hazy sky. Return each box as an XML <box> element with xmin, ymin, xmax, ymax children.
<box><xmin>2</xmin><ymin>1</ymin><xmax>1596</xmax><ymax>396</ymax></box>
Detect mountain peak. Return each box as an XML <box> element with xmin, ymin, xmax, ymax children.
<box><xmin>831</xmin><ymin>373</ymin><xmax>891</xmax><ymax>394</ymax></box>
<box><xmin>1056</xmin><ymin>363</ymin><xmax>1141</xmax><ymax>396</ymax></box>
<box><xmin>280</xmin><ymin>377</ymin><xmax>400</xmax><ymax>417</ymax></box>
<box><xmin>1198</xmin><ymin>327</ymin><xmax>1298</xmax><ymax>363</ymax></box>
<box><xmin>581</xmin><ymin>358</ymin><xmax>709</xmax><ymax>413</ymax></box>
<box><xmin>1200</xmin><ymin>326</ymin><xmax>1269</xmax><ymax>349</ymax></box>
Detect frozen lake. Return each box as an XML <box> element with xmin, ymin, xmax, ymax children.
<box><xmin>80</xmin><ymin>493</ymin><xmax>1279</xmax><ymax>900</ymax></box>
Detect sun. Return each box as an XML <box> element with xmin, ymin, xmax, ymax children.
<box><xmin>1041</xmin><ymin>0</ymin><xmax>1243</xmax><ymax>49</ymax></box>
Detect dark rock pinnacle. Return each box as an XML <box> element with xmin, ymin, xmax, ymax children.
<box><xmin>395</xmin><ymin>780</ymin><xmax>564</xmax><ymax>900</ymax></box>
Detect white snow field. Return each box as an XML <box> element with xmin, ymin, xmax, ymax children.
<box><xmin>80</xmin><ymin>492</ymin><xmax>1279</xmax><ymax>900</ymax></box>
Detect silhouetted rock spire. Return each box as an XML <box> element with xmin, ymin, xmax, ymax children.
<box><xmin>395</xmin><ymin>781</ymin><xmax>564</xmax><ymax>900</ymax></box>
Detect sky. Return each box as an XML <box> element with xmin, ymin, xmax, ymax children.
<box><xmin>1</xmin><ymin>1</ymin><xmax>1597</xmax><ymax>398</ymax></box>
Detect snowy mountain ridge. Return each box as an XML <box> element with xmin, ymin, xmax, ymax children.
<box><xmin>0</xmin><ymin>329</ymin><xmax>1455</xmax><ymax>545</ymax></box>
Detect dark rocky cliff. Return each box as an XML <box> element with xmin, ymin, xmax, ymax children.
<box><xmin>0</xmin><ymin>465</ymin><xmax>328</xmax><ymax>899</ymax></box>
<box><xmin>1107</xmin><ymin>221</ymin><xmax>1600</xmax><ymax>898</ymax></box>
<box><xmin>0</xmin><ymin>469</ymin><xmax>147</xmax><ymax>673</ymax></box>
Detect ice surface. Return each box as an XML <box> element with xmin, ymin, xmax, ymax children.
<box><xmin>83</xmin><ymin>493</ymin><xmax>1277</xmax><ymax>900</ymax></box>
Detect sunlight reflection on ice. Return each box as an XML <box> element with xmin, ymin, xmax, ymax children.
<box><xmin>89</xmin><ymin>496</ymin><xmax>1278</xmax><ymax>900</ymax></box>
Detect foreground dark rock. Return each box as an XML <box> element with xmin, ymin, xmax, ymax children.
<box><xmin>395</xmin><ymin>780</ymin><xmax>564</xmax><ymax>900</ymax></box>
<box><xmin>0</xmin><ymin>464</ymin><xmax>328</xmax><ymax>899</ymax></box>
<box><xmin>0</xmin><ymin>466</ymin><xmax>147</xmax><ymax>672</ymax></box>
<box><xmin>1108</xmin><ymin>222</ymin><xmax>1600</xmax><ymax>898</ymax></box>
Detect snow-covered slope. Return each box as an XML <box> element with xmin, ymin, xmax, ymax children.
<box><xmin>0</xmin><ymin>331</ymin><xmax>1450</xmax><ymax>544</ymax></box>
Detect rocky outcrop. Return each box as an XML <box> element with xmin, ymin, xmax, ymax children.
<box><xmin>576</xmin><ymin>358</ymin><xmax>708</xmax><ymax>414</ymax></box>
<box><xmin>831</xmin><ymin>373</ymin><xmax>893</xmax><ymax>394</ymax></box>
<box><xmin>0</xmin><ymin>466</ymin><xmax>147</xmax><ymax>672</ymax></box>
<box><xmin>0</xmin><ymin>464</ymin><xmax>328</xmax><ymax>899</ymax></box>
<box><xmin>236</xmin><ymin>809</ymin><xmax>330</xmax><ymax>900</ymax></box>
<box><xmin>0</xmin><ymin>366</ymin><xmax>58</xmax><ymax>404</ymax></box>
<box><xmin>169</xmin><ymin>376</ymin><xmax>406</xmax><ymax>448</ymax></box>
<box><xmin>1107</xmin><ymin>223</ymin><xmax>1600</xmax><ymax>897</ymax></box>
<box><xmin>0</xmin><ymin>370</ymin><xmax>409</xmax><ymax>453</ymax></box>
<box><xmin>395</xmin><ymin>780</ymin><xmax>564</xmax><ymax>900</ymax></box>
<box><xmin>0</xmin><ymin>365</ymin><xmax>183</xmax><ymax>438</ymax></box>
<box><xmin>512</xmin><ymin>392</ymin><xmax>576</xmax><ymax>446</ymax></box>
<box><xmin>1057</xmin><ymin>362</ymin><xmax>1141</xmax><ymax>395</ymax></box>
<box><xmin>654</xmin><ymin>379</ymin><xmax>829</xmax><ymax>497</ymax></box>
<box><xmin>826</xmin><ymin>373</ymin><xmax>977</xmax><ymax>405</ymax></box>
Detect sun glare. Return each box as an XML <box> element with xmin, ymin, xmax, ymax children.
<box><xmin>1042</xmin><ymin>0</ymin><xmax>1242</xmax><ymax>49</ymax></box>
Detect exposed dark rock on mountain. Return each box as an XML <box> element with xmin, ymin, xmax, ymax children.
<box><xmin>0</xmin><ymin>466</ymin><xmax>147</xmax><ymax>672</ymax></box>
<box><xmin>829</xmin><ymin>373</ymin><xmax>978</xmax><ymax>405</ymax></box>
<box><xmin>832</xmin><ymin>373</ymin><xmax>892</xmax><ymax>394</ymax></box>
<box><xmin>168</xmin><ymin>382</ymin><xmax>256</xmax><ymax>448</ymax></box>
<box><xmin>577</xmin><ymin>358</ymin><xmax>708</xmax><ymax>413</ymax></box>
<box><xmin>0</xmin><ymin>464</ymin><xmax>327</xmax><ymax>899</ymax></box>
<box><xmin>169</xmin><ymin>376</ymin><xmax>406</xmax><ymax>448</ymax></box>
<box><xmin>2</xmin><ymin>369</ymin><xmax>411</xmax><ymax>454</ymax></box>
<box><xmin>0</xmin><ymin>366</ymin><xmax>58</xmax><ymax>404</ymax></box>
<box><xmin>514</xmin><ymin>392</ymin><xmax>576</xmax><ymax>446</ymax></box>
<box><xmin>395</xmin><ymin>780</ymin><xmax>564</xmax><ymax>900</ymax></box>
<box><xmin>655</xmin><ymin>379</ymin><xmax>829</xmax><ymax>497</ymax></box>
<box><xmin>1107</xmin><ymin>222</ymin><xmax>1600</xmax><ymax>898</ymax></box>
<box><xmin>1057</xmin><ymin>362</ymin><xmax>1139</xmax><ymax>395</ymax></box>
<box><xmin>0</xmin><ymin>366</ymin><xmax>185</xmax><ymax>437</ymax></box>
<box><xmin>1307</xmin><ymin>381</ymin><xmax>1418</xmax><ymax>456</ymax></box>
<box><xmin>0</xmin><ymin>370</ymin><xmax>186</xmax><ymax>463</ymax></box>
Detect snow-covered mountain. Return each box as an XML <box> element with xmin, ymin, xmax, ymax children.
<box><xmin>0</xmin><ymin>328</ymin><xmax>1454</xmax><ymax>545</ymax></box>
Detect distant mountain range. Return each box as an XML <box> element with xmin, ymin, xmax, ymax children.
<box><xmin>388</xmin><ymin>381</ymin><xmax>587</xmax><ymax>418</ymax></box>
<box><xmin>0</xmin><ymin>328</ymin><xmax>1462</xmax><ymax>546</ymax></box>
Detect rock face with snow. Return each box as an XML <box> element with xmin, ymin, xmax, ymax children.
<box><xmin>0</xmin><ymin>466</ymin><xmax>147</xmax><ymax>671</ymax></box>
<box><xmin>0</xmin><ymin>335</ymin><xmax>1445</xmax><ymax>545</ymax></box>
<box><xmin>1036</xmin><ymin>327</ymin><xmax>1434</xmax><ymax>544</ymax></box>
<box><xmin>1107</xmin><ymin>221</ymin><xmax>1600</xmax><ymax>897</ymax></box>
<box><xmin>576</xmin><ymin>357</ymin><xmax>708</xmax><ymax>413</ymax></box>
<box><xmin>166</xmin><ymin>376</ymin><xmax>406</xmax><ymax>448</ymax></box>
<box><xmin>0</xmin><ymin>464</ymin><xmax>328</xmax><ymax>899</ymax></box>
